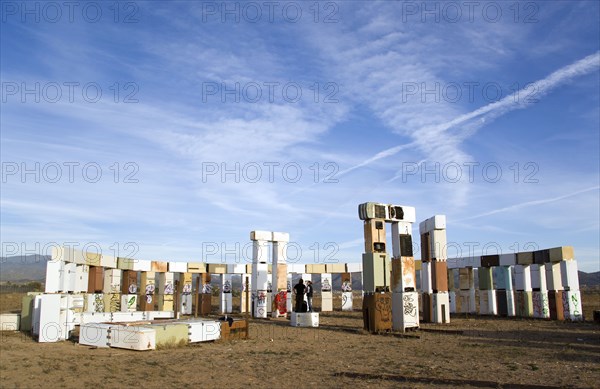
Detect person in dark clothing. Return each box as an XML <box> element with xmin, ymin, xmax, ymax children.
<box><xmin>293</xmin><ymin>279</ymin><xmax>306</xmax><ymax>312</ymax></box>
<box><xmin>306</xmin><ymin>281</ymin><xmax>314</xmax><ymax>312</ymax></box>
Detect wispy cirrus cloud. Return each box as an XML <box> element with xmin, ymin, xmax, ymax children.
<box><xmin>1</xmin><ymin>2</ymin><xmax>598</xmax><ymax>270</ymax></box>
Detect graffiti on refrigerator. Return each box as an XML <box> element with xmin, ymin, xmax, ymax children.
<box><xmin>126</xmin><ymin>295</ymin><xmax>136</xmax><ymax>310</ymax></box>
<box><xmin>322</xmin><ymin>278</ymin><xmax>332</xmax><ymax>292</ymax></box>
<box><xmin>128</xmin><ymin>283</ymin><xmax>137</xmax><ymax>294</ymax></box>
<box><xmin>275</xmin><ymin>291</ymin><xmax>287</xmax><ymax>314</ymax></box>
<box><xmin>403</xmin><ymin>294</ymin><xmax>417</xmax><ymax>317</ymax></box>
<box><xmin>145</xmin><ymin>283</ymin><xmax>155</xmax><ymax>295</ymax></box>
<box><xmin>342</xmin><ymin>292</ymin><xmax>352</xmax><ymax>309</ymax></box>
<box><xmin>541</xmin><ymin>294</ymin><xmax>549</xmax><ymax>316</ymax></box>
<box><xmin>571</xmin><ymin>293</ymin><xmax>580</xmax><ymax>316</ymax></box>
<box><xmin>375</xmin><ymin>296</ymin><xmax>392</xmax><ymax>322</ymax></box>
<box><xmin>145</xmin><ymin>283</ymin><xmax>155</xmax><ymax>304</ymax></box>
<box><xmin>223</xmin><ymin>280</ymin><xmax>232</xmax><ymax>293</ymax></box>
<box><xmin>342</xmin><ymin>281</ymin><xmax>352</xmax><ymax>292</ymax></box>
<box><xmin>109</xmin><ymin>293</ymin><xmax>120</xmax><ymax>312</ymax></box>
<box><xmin>94</xmin><ymin>293</ymin><xmax>104</xmax><ymax>312</ymax></box>
<box><xmin>257</xmin><ymin>291</ymin><xmax>267</xmax><ymax>305</ymax></box>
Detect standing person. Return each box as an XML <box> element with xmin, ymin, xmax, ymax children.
<box><xmin>293</xmin><ymin>278</ymin><xmax>306</xmax><ymax>312</ymax></box>
<box><xmin>306</xmin><ymin>281</ymin><xmax>314</xmax><ymax>312</ymax></box>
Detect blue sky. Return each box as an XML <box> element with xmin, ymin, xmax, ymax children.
<box><xmin>1</xmin><ymin>1</ymin><xmax>599</xmax><ymax>272</ymax></box>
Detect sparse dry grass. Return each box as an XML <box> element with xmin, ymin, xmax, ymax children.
<box><xmin>0</xmin><ymin>293</ymin><xmax>25</xmax><ymax>313</ymax></box>
<box><xmin>1</xmin><ymin>291</ymin><xmax>598</xmax><ymax>388</ymax></box>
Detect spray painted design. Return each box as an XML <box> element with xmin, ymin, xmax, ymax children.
<box><xmin>342</xmin><ymin>280</ymin><xmax>352</xmax><ymax>292</ymax></box>
<box><xmin>145</xmin><ymin>284</ymin><xmax>155</xmax><ymax>304</ymax></box>
<box><xmin>128</xmin><ymin>284</ymin><xmax>137</xmax><ymax>294</ymax></box>
<box><xmin>223</xmin><ymin>280</ymin><xmax>232</xmax><ymax>293</ymax></box>
<box><xmin>109</xmin><ymin>293</ymin><xmax>120</xmax><ymax>312</ymax></box>
<box><xmin>145</xmin><ymin>284</ymin><xmax>155</xmax><ymax>295</ymax></box>
<box><xmin>571</xmin><ymin>293</ymin><xmax>580</xmax><ymax>316</ymax></box>
<box><xmin>561</xmin><ymin>292</ymin><xmax>571</xmax><ymax>320</ymax></box>
<box><xmin>127</xmin><ymin>295</ymin><xmax>136</xmax><ymax>310</ymax></box>
<box><xmin>275</xmin><ymin>291</ymin><xmax>287</xmax><ymax>314</ymax></box>
<box><xmin>257</xmin><ymin>291</ymin><xmax>267</xmax><ymax>305</ymax></box>
<box><xmin>164</xmin><ymin>282</ymin><xmax>174</xmax><ymax>295</ymax></box>
<box><xmin>541</xmin><ymin>293</ymin><xmax>549</xmax><ymax>316</ymax></box>
<box><xmin>321</xmin><ymin>278</ymin><xmax>332</xmax><ymax>292</ymax></box>
<box><xmin>375</xmin><ymin>295</ymin><xmax>392</xmax><ymax>323</ymax></box>
<box><xmin>533</xmin><ymin>293</ymin><xmax>541</xmax><ymax>316</ymax></box>
<box><xmin>254</xmin><ymin>290</ymin><xmax>268</xmax><ymax>317</ymax></box>
<box><xmin>182</xmin><ymin>283</ymin><xmax>192</xmax><ymax>294</ymax></box>
<box><xmin>202</xmin><ymin>284</ymin><xmax>212</xmax><ymax>294</ymax></box>
<box><xmin>403</xmin><ymin>294</ymin><xmax>417</xmax><ymax>317</ymax></box>
<box><xmin>342</xmin><ymin>292</ymin><xmax>353</xmax><ymax>310</ymax></box>
<box><xmin>532</xmin><ymin>292</ymin><xmax>549</xmax><ymax>318</ymax></box>
<box><xmin>94</xmin><ymin>293</ymin><xmax>104</xmax><ymax>313</ymax></box>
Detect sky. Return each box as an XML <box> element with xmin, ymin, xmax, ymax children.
<box><xmin>1</xmin><ymin>1</ymin><xmax>599</xmax><ymax>272</ymax></box>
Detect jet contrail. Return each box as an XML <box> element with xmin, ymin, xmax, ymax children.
<box><xmin>343</xmin><ymin>51</ymin><xmax>600</xmax><ymax>172</ymax></box>
<box><xmin>337</xmin><ymin>141</ymin><xmax>417</xmax><ymax>177</ymax></box>
<box><xmin>455</xmin><ymin>186</ymin><xmax>600</xmax><ymax>221</ymax></box>
<box><xmin>432</xmin><ymin>51</ymin><xmax>600</xmax><ymax>136</ymax></box>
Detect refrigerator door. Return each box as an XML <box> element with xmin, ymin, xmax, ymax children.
<box><xmin>37</xmin><ymin>294</ymin><xmax>63</xmax><ymax>342</ymax></box>
<box><xmin>120</xmin><ymin>294</ymin><xmax>138</xmax><ymax>312</ymax></box>
<box><xmin>62</xmin><ymin>262</ymin><xmax>77</xmax><ymax>293</ymax></box>
<box><xmin>45</xmin><ymin>260</ymin><xmax>64</xmax><ymax>293</ymax></box>
<box><xmin>75</xmin><ymin>265</ymin><xmax>90</xmax><ymax>292</ymax></box>
<box><xmin>341</xmin><ymin>292</ymin><xmax>353</xmax><ymax>311</ymax></box>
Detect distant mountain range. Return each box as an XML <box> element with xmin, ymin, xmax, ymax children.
<box><xmin>0</xmin><ymin>255</ymin><xmax>48</xmax><ymax>282</ymax></box>
<box><xmin>1</xmin><ymin>255</ymin><xmax>598</xmax><ymax>288</ymax></box>
<box><xmin>578</xmin><ymin>271</ymin><xmax>600</xmax><ymax>287</ymax></box>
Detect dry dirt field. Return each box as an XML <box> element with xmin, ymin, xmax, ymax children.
<box><xmin>1</xmin><ymin>291</ymin><xmax>599</xmax><ymax>389</ymax></box>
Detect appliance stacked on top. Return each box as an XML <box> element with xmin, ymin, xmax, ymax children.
<box><xmin>420</xmin><ymin>215</ymin><xmax>450</xmax><ymax>324</ymax></box>
<box><xmin>360</xmin><ymin>202</ymin><xmax>419</xmax><ymax>333</ymax></box>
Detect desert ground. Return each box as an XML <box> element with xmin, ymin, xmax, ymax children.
<box><xmin>1</xmin><ymin>291</ymin><xmax>599</xmax><ymax>389</ymax></box>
